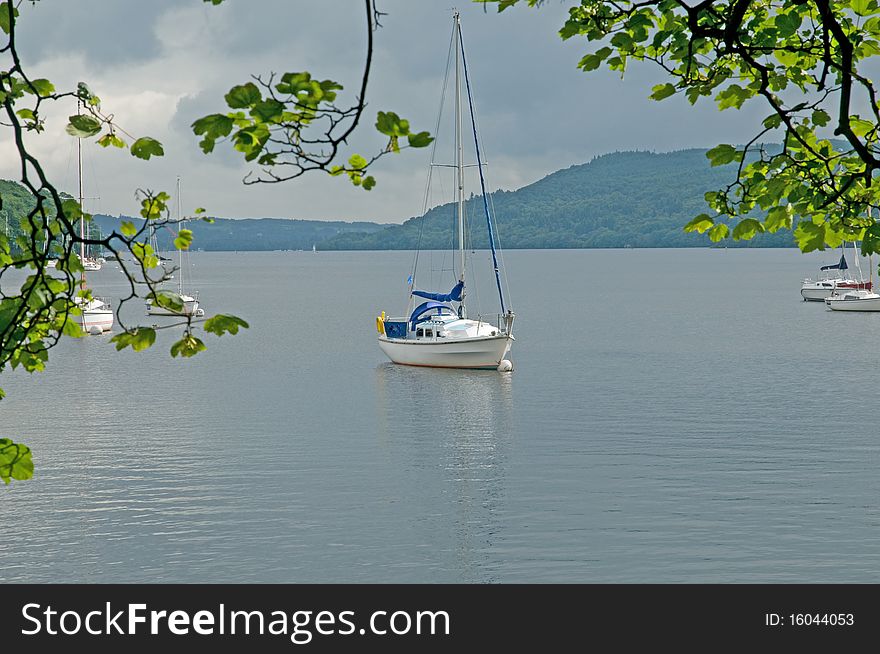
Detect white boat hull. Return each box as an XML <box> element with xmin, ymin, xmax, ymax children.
<box><xmin>825</xmin><ymin>294</ymin><xmax>880</xmax><ymax>311</ymax></box>
<box><xmin>146</xmin><ymin>297</ymin><xmax>202</xmax><ymax>316</ymax></box>
<box><xmin>378</xmin><ymin>334</ymin><xmax>513</xmax><ymax>369</ymax></box>
<box><xmin>801</xmin><ymin>279</ymin><xmax>871</xmax><ymax>302</ymax></box>
<box><xmin>76</xmin><ymin>300</ymin><xmax>114</xmax><ymax>334</ymax></box>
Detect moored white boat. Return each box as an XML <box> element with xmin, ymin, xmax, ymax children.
<box><xmin>147</xmin><ymin>292</ymin><xmax>203</xmax><ymax>317</ymax></box>
<box><xmin>825</xmin><ymin>289</ymin><xmax>880</xmax><ymax>311</ymax></box>
<box><xmin>801</xmin><ymin>276</ymin><xmax>870</xmax><ymax>301</ymax></box>
<box><xmin>376</xmin><ymin>13</ymin><xmax>515</xmax><ymax>371</ymax></box>
<box><xmin>82</xmin><ymin>257</ymin><xmax>102</xmax><ymax>271</ymax></box>
<box><xmin>378</xmin><ymin>303</ymin><xmax>513</xmax><ymax>369</ymax></box>
<box><xmin>145</xmin><ymin>177</ymin><xmax>204</xmax><ymax>317</ymax></box>
<box><xmin>71</xmin><ymin>100</ymin><xmax>114</xmax><ymax>335</ymax></box>
<box><xmin>75</xmin><ymin>296</ymin><xmax>114</xmax><ymax>334</ymax></box>
<box><xmin>801</xmin><ymin>247</ymin><xmax>870</xmax><ymax>301</ymax></box>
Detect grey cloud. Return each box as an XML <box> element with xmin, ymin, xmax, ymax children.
<box><xmin>3</xmin><ymin>1</ymin><xmax>771</xmax><ymax>223</ymax></box>
<box><xmin>15</xmin><ymin>0</ymin><xmax>179</xmax><ymax>66</ymax></box>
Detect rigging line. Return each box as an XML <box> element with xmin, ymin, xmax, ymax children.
<box><xmin>464</xmin><ymin>198</ymin><xmax>484</xmax><ymax>315</ymax></box>
<box><xmin>410</xmin><ymin>18</ymin><xmax>456</xmax><ymax>310</ymax></box>
<box><xmin>486</xmin><ymin>175</ymin><xmax>513</xmax><ymax>310</ymax></box>
<box><xmin>84</xmin><ymin>138</ymin><xmax>102</xmax><ymax>257</ymax></box>
<box><xmin>462</xmin><ymin>57</ymin><xmax>513</xmax><ymax>310</ymax></box>
<box><xmin>458</xmin><ymin>20</ymin><xmax>506</xmax><ymax>314</ymax></box>
<box><xmin>465</xmin><ymin>77</ymin><xmax>513</xmax><ymax>311</ymax></box>
<box><xmin>852</xmin><ymin>239</ymin><xmax>864</xmax><ymax>281</ymax></box>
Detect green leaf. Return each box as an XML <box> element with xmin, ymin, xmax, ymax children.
<box><xmin>97</xmin><ymin>133</ymin><xmax>126</xmax><ymax>148</ymax></box>
<box><xmin>824</xmin><ymin>224</ymin><xmax>844</xmax><ymax>249</ymax></box>
<box><xmin>66</xmin><ymin>114</ymin><xmax>102</xmax><ymax>138</ymax></box>
<box><xmin>731</xmin><ymin>218</ymin><xmax>764</xmax><ymax>241</ymax></box>
<box><xmin>650</xmin><ymin>83</ymin><xmax>676</xmax><ymax>101</ymax></box>
<box><xmin>853</xmin><ymin>0</ymin><xmax>880</xmax><ymax>16</ymax></box>
<box><xmin>762</xmin><ymin>114</ymin><xmax>783</xmax><ymax>129</ymax></box>
<box><xmin>376</xmin><ymin>111</ymin><xmax>405</xmax><ymax>137</ymax></box>
<box><xmin>171</xmin><ymin>334</ymin><xmax>207</xmax><ymax>358</ymax></box>
<box><xmin>774</xmin><ymin>13</ymin><xmax>802</xmax><ymax>37</ymax></box>
<box><xmin>765</xmin><ymin>205</ymin><xmax>793</xmax><ymax>233</ymax></box>
<box><xmin>861</xmin><ymin>223</ymin><xmax>880</xmax><ymax>256</ymax></box>
<box><xmin>348</xmin><ymin>153</ymin><xmax>367</xmax><ymax>170</ymax></box>
<box><xmin>0</xmin><ymin>438</ymin><xmax>33</xmax><ymax>484</ymax></box>
<box><xmin>577</xmin><ymin>47</ymin><xmax>613</xmax><ymax>72</ymax></box>
<box><xmin>203</xmin><ymin>313</ymin><xmax>249</xmax><ymax>337</ymax></box>
<box><xmin>683</xmin><ymin>214</ymin><xmax>714</xmax><ymax>234</ymax></box>
<box><xmin>0</xmin><ymin>2</ymin><xmax>19</xmax><ymax>36</ymax></box>
<box><xmin>192</xmin><ymin>113</ymin><xmax>235</xmax><ymax>154</ymax></box>
<box><xmin>706</xmin><ymin>144</ymin><xmax>738</xmax><ymax>167</ymax></box>
<box><xmin>774</xmin><ymin>50</ymin><xmax>798</xmax><ymax>67</ymax></box>
<box><xmin>130</xmin><ymin>137</ymin><xmax>165</xmax><ymax>160</ymax></box>
<box><xmin>29</xmin><ymin>78</ymin><xmax>55</xmax><ymax>97</ymax></box>
<box><xmin>151</xmin><ymin>291</ymin><xmax>184</xmax><ymax>312</ymax></box>
<box><xmin>794</xmin><ymin>221</ymin><xmax>827</xmax><ymax>252</ymax></box>
<box><xmin>362</xmin><ymin>175</ymin><xmax>376</xmax><ymax>191</ymax></box>
<box><xmin>849</xmin><ymin>117</ymin><xmax>874</xmax><ymax>139</ymax></box>
<box><xmin>110</xmin><ymin>327</ymin><xmax>156</xmax><ymax>352</ymax></box>
<box><xmin>707</xmin><ymin>223</ymin><xmax>729</xmax><ymax>242</ymax></box>
<box><xmin>61</xmin><ymin>198</ymin><xmax>83</xmax><ymax>222</ymax></box>
<box><xmin>811</xmin><ymin>110</ymin><xmax>831</xmax><ymax>127</ymax></box>
<box><xmin>716</xmin><ymin>84</ymin><xmax>750</xmax><ymax>110</ymax></box>
<box><xmin>120</xmin><ymin>221</ymin><xmax>137</xmax><ymax>237</ymax></box>
<box><xmin>174</xmin><ymin>228</ymin><xmax>193</xmax><ymax>251</ymax></box>
<box><xmin>225</xmin><ymin>82</ymin><xmax>262</xmax><ymax>109</ymax></box>
<box><xmin>407</xmin><ymin>131</ymin><xmax>433</xmax><ymax>148</ymax></box>
<box><xmin>251</xmin><ymin>99</ymin><xmax>285</xmax><ymax>122</ymax></box>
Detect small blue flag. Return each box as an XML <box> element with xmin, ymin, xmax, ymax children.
<box><xmin>407</xmin><ymin>275</ymin><xmax>413</xmax><ymax>285</ymax></box>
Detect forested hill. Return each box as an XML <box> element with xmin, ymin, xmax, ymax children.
<box><xmin>3</xmin><ymin>149</ymin><xmax>797</xmax><ymax>250</ymax></box>
<box><xmin>321</xmin><ymin>148</ymin><xmax>796</xmax><ymax>250</ymax></box>
<box><xmin>90</xmin><ymin>215</ymin><xmax>386</xmax><ymax>252</ymax></box>
<box><xmin>1</xmin><ymin>178</ymin><xmax>384</xmax><ymax>250</ymax></box>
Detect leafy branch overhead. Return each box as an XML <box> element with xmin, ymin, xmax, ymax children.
<box><xmin>0</xmin><ymin>0</ymin><xmax>257</xmax><ymax>483</ymax></box>
<box><xmin>488</xmin><ymin>0</ymin><xmax>880</xmax><ymax>254</ymax></box>
<box><xmin>1</xmin><ymin>0</ymin><xmax>431</xmax><ymax>483</ymax></box>
<box><xmin>191</xmin><ymin>0</ymin><xmax>432</xmax><ymax>188</ymax></box>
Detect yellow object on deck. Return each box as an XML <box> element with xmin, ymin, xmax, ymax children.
<box><xmin>376</xmin><ymin>312</ymin><xmax>385</xmax><ymax>335</ymax></box>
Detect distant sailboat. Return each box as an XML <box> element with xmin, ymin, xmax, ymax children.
<box><xmin>800</xmin><ymin>242</ymin><xmax>871</xmax><ymax>301</ymax></box>
<box><xmin>146</xmin><ymin>177</ymin><xmax>204</xmax><ymax>317</ymax></box>
<box><xmin>71</xmin><ymin>100</ymin><xmax>113</xmax><ymax>334</ymax></box>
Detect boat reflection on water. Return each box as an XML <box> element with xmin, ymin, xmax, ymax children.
<box><xmin>374</xmin><ymin>363</ymin><xmax>513</xmax><ymax>581</ymax></box>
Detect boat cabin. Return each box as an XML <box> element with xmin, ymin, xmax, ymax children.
<box><xmin>410</xmin><ymin>302</ymin><xmax>457</xmax><ymax>339</ymax></box>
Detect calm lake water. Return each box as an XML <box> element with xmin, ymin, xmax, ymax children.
<box><xmin>1</xmin><ymin>248</ymin><xmax>879</xmax><ymax>583</ymax></box>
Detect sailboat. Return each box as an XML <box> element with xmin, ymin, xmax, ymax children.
<box><xmin>376</xmin><ymin>12</ymin><xmax>515</xmax><ymax>371</ymax></box>
<box><xmin>145</xmin><ymin>177</ymin><xmax>204</xmax><ymax>317</ymax></box>
<box><xmin>72</xmin><ymin>101</ymin><xmax>113</xmax><ymax>334</ymax></box>
<box><xmin>824</xmin><ymin>242</ymin><xmax>880</xmax><ymax>310</ymax></box>
<box><xmin>800</xmin><ymin>242</ymin><xmax>871</xmax><ymax>301</ymax></box>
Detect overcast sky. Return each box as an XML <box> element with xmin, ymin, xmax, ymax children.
<box><xmin>1</xmin><ymin>0</ymin><xmax>767</xmax><ymax>223</ymax></box>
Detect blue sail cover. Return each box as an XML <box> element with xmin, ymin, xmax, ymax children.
<box><xmin>821</xmin><ymin>254</ymin><xmax>848</xmax><ymax>271</ymax></box>
<box><xmin>411</xmin><ymin>280</ymin><xmax>464</xmax><ymax>303</ymax></box>
<box><xmin>409</xmin><ymin>301</ymin><xmax>455</xmax><ymax>329</ymax></box>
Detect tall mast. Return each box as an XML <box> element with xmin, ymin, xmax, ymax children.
<box><xmin>454</xmin><ymin>11</ymin><xmax>465</xmax><ymax>286</ymax></box>
<box><xmin>177</xmin><ymin>176</ymin><xmax>183</xmax><ymax>295</ymax></box>
<box><xmin>459</xmin><ymin>14</ymin><xmax>508</xmax><ymax>315</ymax></box>
<box><xmin>77</xmin><ymin>101</ymin><xmax>85</xmax><ymax>281</ymax></box>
